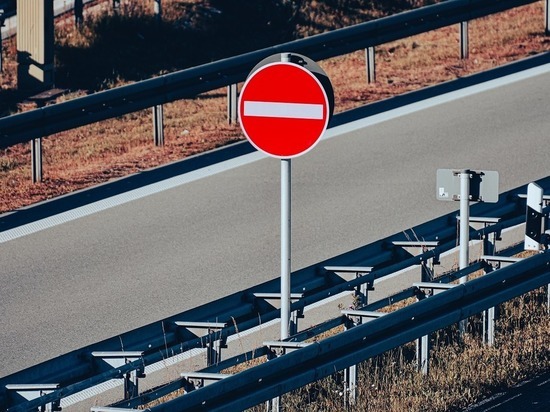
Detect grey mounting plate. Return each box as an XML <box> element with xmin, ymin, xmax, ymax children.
<box><xmin>436</xmin><ymin>169</ymin><xmax>499</xmax><ymax>203</ymax></box>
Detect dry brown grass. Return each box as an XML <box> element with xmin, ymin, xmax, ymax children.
<box><xmin>240</xmin><ymin>287</ymin><xmax>550</xmax><ymax>411</ymax></box>
<box><xmin>0</xmin><ymin>1</ymin><xmax>549</xmax><ymax>214</ymax></box>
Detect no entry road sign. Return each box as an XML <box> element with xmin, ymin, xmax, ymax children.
<box><xmin>239</xmin><ymin>55</ymin><xmax>332</xmax><ymax>159</ymax></box>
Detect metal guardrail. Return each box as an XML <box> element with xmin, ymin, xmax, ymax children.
<box><xmin>149</xmin><ymin>253</ymin><xmax>550</xmax><ymax>412</ymax></box>
<box><xmin>0</xmin><ymin>0</ymin><xmax>543</xmax><ymax>149</ymax></box>
<box><xmin>1</xmin><ymin>176</ymin><xmax>548</xmax><ymax>411</ymax></box>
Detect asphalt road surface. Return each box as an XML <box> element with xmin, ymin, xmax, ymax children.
<box><xmin>1</xmin><ymin>58</ymin><xmax>549</xmax><ymax>378</ymax></box>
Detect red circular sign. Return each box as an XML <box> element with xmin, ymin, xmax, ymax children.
<box><xmin>238</xmin><ymin>62</ymin><xmax>330</xmax><ymax>159</ymax></box>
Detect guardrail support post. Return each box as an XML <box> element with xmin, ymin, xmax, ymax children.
<box><xmin>343</xmin><ymin>319</ymin><xmax>358</xmax><ymax>406</ymax></box>
<box><xmin>420</xmin><ymin>249</ymin><xmax>439</xmax><ymax>282</ymax></box>
<box><xmin>0</xmin><ymin>9</ymin><xmax>5</xmax><ymax>72</ymax></box>
<box><xmin>227</xmin><ymin>83</ymin><xmax>238</xmax><ymax>124</ymax></box>
<box><xmin>290</xmin><ymin>308</ymin><xmax>303</xmax><ymax>336</ymax></box>
<box><xmin>175</xmin><ymin>322</ymin><xmax>227</xmax><ymax>367</ymax></box>
<box><xmin>482</xmin><ymin>261</ymin><xmax>498</xmax><ymax>345</ymax></box>
<box><xmin>460</xmin><ymin>21</ymin><xmax>469</xmax><ymax>59</ymax></box>
<box><xmin>340</xmin><ymin>311</ymin><xmax>384</xmax><ymax>405</ymax></box>
<box><xmin>413</xmin><ymin>283</ymin><xmax>456</xmax><ymax>374</ymax></box>
<box><xmin>324</xmin><ymin>267</ymin><xmax>374</xmax><ymax>309</ymax></box>
<box><xmin>154</xmin><ymin>0</ymin><xmax>162</xmax><ymax>22</ymax></box>
<box><xmin>153</xmin><ymin>104</ymin><xmax>164</xmax><ymax>146</ymax></box>
<box><xmin>265</xmin><ymin>396</ymin><xmax>280</xmax><ymax>412</ymax></box>
<box><xmin>92</xmin><ymin>351</ymin><xmax>145</xmax><ymax>400</ymax></box>
<box><xmin>483</xmin><ymin>306</ymin><xmax>495</xmax><ymax>345</ymax></box>
<box><xmin>365</xmin><ymin>46</ymin><xmax>376</xmax><ymax>83</ymax></box>
<box><xmin>124</xmin><ymin>368</ymin><xmax>141</xmax><ymax>399</ymax></box>
<box><xmin>91</xmin><ymin>351</ymin><xmax>145</xmax><ymax>401</ymax></box>
<box><xmin>392</xmin><ymin>242</ymin><xmax>440</xmax><ymax>283</ymax></box>
<box><xmin>5</xmin><ymin>384</ymin><xmax>61</xmax><ymax>412</ymax></box>
<box><xmin>253</xmin><ymin>293</ymin><xmax>304</xmax><ymax>337</ymax></box>
<box><xmin>265</xmin><ymin>347</ymin><xmax>281</xmax><ymax>412</ymax></box>
<box><xmin>417</xmin><ymin>333</ymin><xmax>430</xmax><ymax>375</ymax></box>
<box><xmin>481</xmin><ymin>255</ymin><xmax>527</xmax><ymax>345</ymax></box>
<box><xmin>482</xmin><ymin>221</ymin><xmax>500</xmax><ymax>345</ymax></box>
<box><xmin>206</xmin><ymin>332</ymin><xmax>227</xmax><ymax>366</ymax></box>
<box><xmin>263</xmin><ymin>341</ymin><xmax>310</xmax><ymax>412</ymax></box>
<box><xmin>31</xmin><ymin>138</ymin><xmax>43</xmax><ymax>183</ymax></box>
<box><xmin>355</xmin><ymin>272</ymin><xmax>374</xmax><ymax>307</ymax></box>
<box><xmin>74</xmin><ymin>0</ymin><xmax>83</xmax><ymax>27</ymax></box>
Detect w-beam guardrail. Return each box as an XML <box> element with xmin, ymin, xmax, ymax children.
<box><xmin>0</xmin><ymin>0</ymin><xmax>544</xmax><ymax>150</ymax></box>
<box><xmin>1</xmin><ymin>177</ymin><xmax>548</xmax><ymax>411</ymax></box>
<box><xmin>149</xmin><ymin>252</ymin><xmax>550</xmax><ymax>412</ymax></box>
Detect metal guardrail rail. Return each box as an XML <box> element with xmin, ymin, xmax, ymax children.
<box><xmin>149</xmin><ymin>252</ymin><xmax>550</xmax><ymax>412</ymax></box>
<box><xmin>1</xmin><ymin>176</ymin><xmax>548</xmax><ymax>411</ymax></box>
<box><xmin>0</xmin><ymin>0</ymin><xmax>542</xmax><ymax>148</ymax></box>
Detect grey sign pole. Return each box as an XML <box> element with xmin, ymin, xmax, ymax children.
<box><xmin>280</xmin><ymin>52</ymin><xmax>292</xmax><ymax>341</ymax></box>
<box><xmin>281</xmin><ymin>158</ymin><xmax>291</xmax><ymax>340</ymax></box>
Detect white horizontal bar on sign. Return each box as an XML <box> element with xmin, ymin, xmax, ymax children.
<box><xmin>243</xmin><ymin>101</ymin><xmax>324</xmax><ymax>119</ymax></box>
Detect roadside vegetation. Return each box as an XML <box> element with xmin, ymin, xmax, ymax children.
<box><xmin>0</xmin><ymin>0</ymin><xmax>549</xmax><ymax>213</ymax></box>
<box><xmin>271</xmin><ymin>285</ymin><xmax>550</xmax><ymax>411</ymax></box>
<box><xmin>263</xmin><ymin>288</ymin><xmax>549</xmax><ymax>411</ymax></box>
